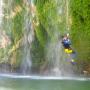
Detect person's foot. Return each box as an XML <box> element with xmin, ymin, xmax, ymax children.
<box><xmin>70</xmin><ymin>59</ymin><xmax>76</xmax><ymax>65</ymax></box>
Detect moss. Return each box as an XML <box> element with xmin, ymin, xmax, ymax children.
<box><xmin>31</xmin><ymin>36</ymin><xmax>45</xmax><ymax>68</ymax></box>
<box><xmin>70</xmin><ymin>0</ymin><xmax>90</xmax><ymax>61</ymax></box>
<box><xmin>15</xmin><ymin>0</ymin><xmax>23</xmax><ymax>6</ymax></box>
<box><xmin>35</xmin><ymin>23</ymin><xmax>48</xmax><ymax>47</ymax></box>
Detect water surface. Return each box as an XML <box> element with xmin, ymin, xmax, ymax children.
<box><xmin>0</xmin><ymin>75</ymin><xmax>90</xmax><ymax>90</ymax></box>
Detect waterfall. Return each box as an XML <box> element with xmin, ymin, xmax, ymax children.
<box><xmin>44</xmin><ymin>0</ymin><xmax>76</xmax><ymax>76</ymax></box>
<box><xmin>0</xmin><ymin>0</ymin><xmax>3</xmax><ymax>27</ymax></box>
<box><xmin>20</xmin><ymin>0</ymin><xmax>35</xmax><ymax>74</ymax></box>
<box><xmin>45</xmin><ymin>36</ymin><xmax>63</xmax><ymax>76</ymax></box>
<box><xmin>0</xmin><ymin>0</ymin><xmax>79</xmax><ymax>76</ymax></box>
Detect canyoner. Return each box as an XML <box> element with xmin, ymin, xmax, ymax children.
<box><xmin>61</xmin><ymin>33</ymin><xmax>77</xmax><ymax>65</ymax></box>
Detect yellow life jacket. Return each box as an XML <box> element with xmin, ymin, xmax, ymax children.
<box><xmin>64</xmin><ymin>49</ymin><xmax>72</xmax><ymax>54</ymax></box>
<box><xmin>64</xmin><ymin>49</ymin><xmax>68</xmax><ymax>53</ymax></box>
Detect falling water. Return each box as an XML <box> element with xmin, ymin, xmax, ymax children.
<box><xmin>45</xmin><ymin>34</ymin><xmax>75</xmax><ymax>76</ymax></box>
<box><xmin>45</xmin><ymin>0</ymin><xmax>76</xmax><ymax>76</ymax></box>
<box><xmin>0</xmin><ymin>0</ymin><xmax>3</xmax><ymax>27</ymax></box>
<box><xmin>45</xmin><ymin>34</ymin><xmax>63</xmax><ymax>76</ymax></box>
<box><xmin>20</xmin><ymin>0</ymin><xmax>35</xmax><ymax>74</ymax></box>
<box><xmin>0</xmin><ymin>0</ymin><xmax>78</xmax><ymax>77</ymax></box>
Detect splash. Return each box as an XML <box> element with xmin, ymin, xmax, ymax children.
<box><xmin>0</xmin><ymin>73</ymin><xmax>89</xmax><ymax>81</ymax></box>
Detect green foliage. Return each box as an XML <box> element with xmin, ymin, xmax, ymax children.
<box><xmin>12</xmin><ymin>10</ymin><xmax>24</xmax><ymax>44</ymax></box>
<box><xmin>0</xmin><ymin>0</ymin><xmax>25</xmax><ymax>67</ymax></box>
<box><xmin>31</xmin><ymin>0</ymin><xmax>67</xmax><ymax>69</ymax></box>
<box><xmin>9</xmin><ymin>0</ymin><xmax>25</xmax><ymax>67</ymax></box>
<box><xmin>35</xmin><ymin>0</ymin><xmax>61</xmax><ymax>39</ymax></box>
<box><xmin>70</xmin><ymin>0</ymin><xmax>90</xmax><ymax>61</ymax></box>
<box><xmin>31</xmin><ymin>0</ymin><xmax>62</xmax><ymax>69</ymax></box>
<box><xmin>35</xmin><ymin>24</ymin><xmax>48</xmax><ymax>47</ymax></box>
<box><xmin>15</xmin><ymin>0</ymin><xmax>23</xmax><ymax>5</ymax></box>
<box><xmin>31</xmin><ymin>36</ymin><xmax>45</xmax><ymax>69</ymax></box>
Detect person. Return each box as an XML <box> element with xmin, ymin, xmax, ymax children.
<box><xmin>61</xmin><ymin>34</ymin><xmax>77</xmax><ymax>65</ymax></box>
<box><xmin>62</xmin><ymin>34</ymin><xmax>72</xmax><ymax>54</ymax></box>
<box><xmin>70</xmin><ymin>51</ymin><xmax>77</xmax><ymax>65</ymax></box>
<box><xmin>70</xmin><ymin>59</ymin><xmax>76</xmax><ymax>65</ymax></box>
<box><xmin>62</xmin><ymin>34</ymin><xmax>71</xmax><ymax>47</ymax></box>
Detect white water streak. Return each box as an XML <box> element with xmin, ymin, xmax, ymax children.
<box><xmin>20</xmin><ymin>0</ymin><xmax>35</xmax><ymax>74</ymax></box>
<box><xmin>0</xmin><ymin>0</ymin><xmax>4</xmax><ymax>26</ymax></box>
<box><xmin>66</xmin><ymin>0</ymin><xmax>70</xmax><ymax>30</ymax></box>
<box><xmin>0</xmin><ymin>74</ymin><xmax>89</xmax><ymax>81</ymax></box>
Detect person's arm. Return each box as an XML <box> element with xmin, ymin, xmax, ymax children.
<box><xmin>68</xmin><ymin>40</ymin><xmax>71</xmax><ymax>45</ymax></box>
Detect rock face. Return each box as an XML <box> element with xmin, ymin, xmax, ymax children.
<box><xmin>83</xmin><ymin>64</ymin><xmax>90</xmax><ymax>76</ymax></box>
<box><xmin>0</xmin><ymin>30</ymin><xmax>11</xmax><ymax>49</ymax></box>
<box><xmin>0</xmin><ymin>62</ymin><xmax>12</xmax><ymax>73</ymax></box>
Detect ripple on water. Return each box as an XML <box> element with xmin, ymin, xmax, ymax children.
<box><xmin>0</xmin><ymin>74</ymin><xmax>90</xmax><ymax>81</ymax></box>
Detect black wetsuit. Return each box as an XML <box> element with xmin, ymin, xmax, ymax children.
<box><xmin>62</xmin><ymin>39</ymin><xmax>71</xmax><ymax>49</ymax></box>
